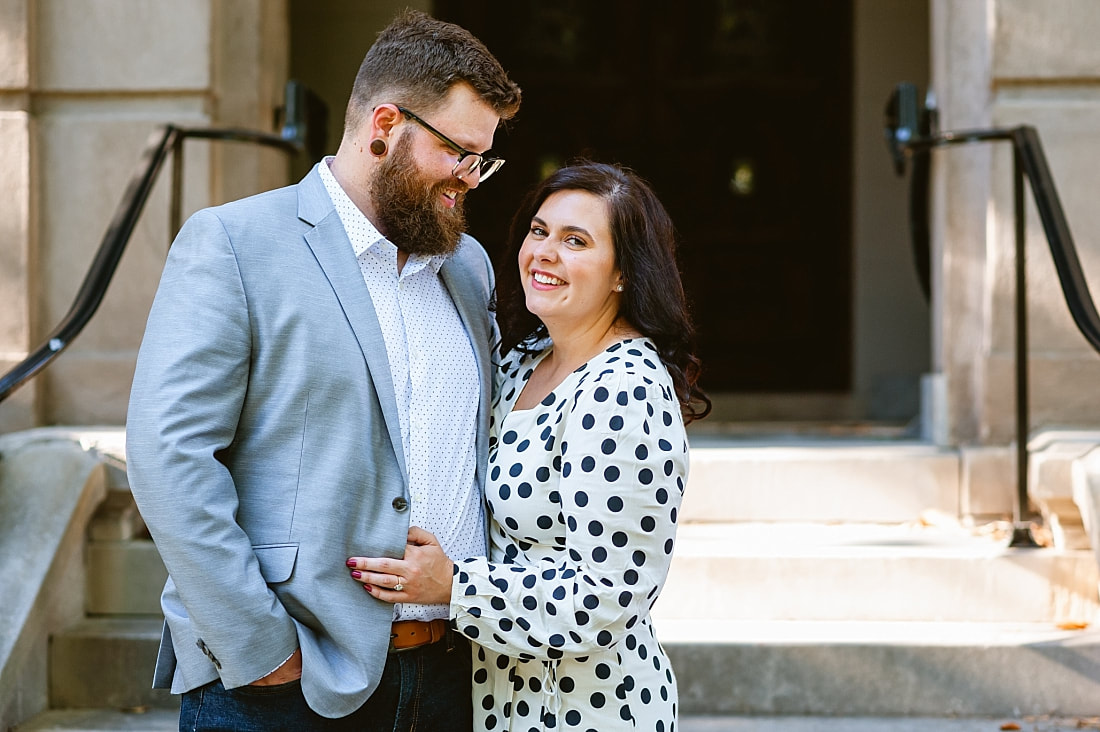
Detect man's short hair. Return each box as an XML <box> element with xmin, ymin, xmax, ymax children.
<box><xmin>345</xmin><ymin>10</ymin><xmax>521</xmax><ymax>133</ymax></box>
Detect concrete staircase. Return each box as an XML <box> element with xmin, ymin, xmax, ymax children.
<box><xmin>5</xmin><ymin>430</ymin><xmax>176</xmax><ymax>732</ymax></box>
<box><xmin>7</xmin><ymin>427</ymin><xmax>1100</xmax><ymax>729</ymax></box>
<box><xmin>654</xmin><ymin>435</ymin><xmax>1100</xmax><ymax>719</ymax></box>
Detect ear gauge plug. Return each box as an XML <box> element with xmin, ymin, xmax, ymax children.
<box><xmin>369</xmin><ymin>139</ymin><xmax>387</xmax><ymax>156</ymax></box>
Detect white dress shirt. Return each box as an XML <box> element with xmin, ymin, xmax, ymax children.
<box><xmin>319</xmin><ymin>158</ymin><xmax>485</xmax><ymax>621</ymax></box>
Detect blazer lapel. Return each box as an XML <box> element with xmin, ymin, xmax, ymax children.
<box><xmin>298</xmin><ymin>168</ymin><xmax>408</xmax><ymax>481</ymax></box>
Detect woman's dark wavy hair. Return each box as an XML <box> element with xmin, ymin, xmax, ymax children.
<box><xmin>495</xmin><ymin>161</ymin><xmax>711</xmax><ymax>423</ymax></box>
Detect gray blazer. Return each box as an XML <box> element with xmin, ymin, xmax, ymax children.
<box><xmin>126</xmin><ymin>165</ymin><xmax>495</xmax><ymax>718</ymax></box>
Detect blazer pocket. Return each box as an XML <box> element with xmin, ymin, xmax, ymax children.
<box><xmin>252</xmin><ymin>543</ymin><xmax>299</xmax><ymax>584</ymax></box>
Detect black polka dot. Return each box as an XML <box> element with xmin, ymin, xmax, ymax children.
<box><xmin>474</xmin><ymin>344</ymin><xmax>680</xmax><ymax>729</ymax></box>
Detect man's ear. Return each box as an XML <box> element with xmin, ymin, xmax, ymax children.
<box><xmin>366</xmin><ymin>103</ymin><xmax>403</xmax><ymax>150</ymax></box>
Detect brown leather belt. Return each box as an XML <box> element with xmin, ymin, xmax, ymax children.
<box><xmin>389</xmin><ymin>619</ymin><xmax>449</xmax><ymax>653</ymax></box>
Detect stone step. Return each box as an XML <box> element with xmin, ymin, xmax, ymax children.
<box><xmin>660</xmin><ymin>620</ymin><xmax>1100</xmax><ymax>717</ymax></box>
<box><xmin>48</xmin><ymin>617</ymin><xmax>175</xmax><ymax>710</ymax></box>
<box><xmin>684</xmin><ymin>443</ymin><xmax>960</xmax><ymax>523</ymax></box>
<box><xmin>655</xmin><ymin>522</ymin><xmax>1100</xmax><ymax>623</ymax></box>
<box><xmin>85</xmin><ymin>541</ymin><xmax>166</xmax><ymax>616</ymax></box>
<box><xmin>679</xmin><ymin>716</ymin><xmax>1100</xmax><ymax>731</ymax></box>
<box><xmin>13</xmin><ymin>710</ymin><xmax>1096</xmax><ymax>732</ymax></box>
<box><xmin>12</xmin><ymin>708</ymin><xmax>178</xmax><ymax>731</ymax></box>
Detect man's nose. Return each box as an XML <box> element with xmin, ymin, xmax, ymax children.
<box><xmin>455</xmin><ymin>166</ymin><xmax>481</xmax><ymax>190</ymax></box>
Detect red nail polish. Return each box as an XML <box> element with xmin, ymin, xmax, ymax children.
<box><xmin>351</xmin><ymin>570</ymin><xmax>362</xmax><ymax>579</ymax></box>
<box><xmin>346</xmin><ymin>559</ymin><xmax>357</xmax><ymax>568</ymax></box>
<box><xmin>364</xmin><ymin>585</ymin><xmax>373</xmax><ymax>592</ymax></box>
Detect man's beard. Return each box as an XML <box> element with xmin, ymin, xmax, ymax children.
<box><xmin>372</xmin><ymin>137</ymin><xmax>468</xmax><ymax>257</ymax></box>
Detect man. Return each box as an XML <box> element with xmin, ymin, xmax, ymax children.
<box><xmin>126</xmin><ymin>10</ymin><xmax>520</xmax><ymax>730</ymax></box>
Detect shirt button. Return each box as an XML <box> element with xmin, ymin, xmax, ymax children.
<box><xmin>392</xmin><ymin>497</ymin><xmax>408</xmax><ymax>512</ymax></box>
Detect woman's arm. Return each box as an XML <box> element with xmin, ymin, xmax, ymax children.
<box><xmin>453</xmin><ymin>369</ymin><xmax>688</xmax><ymax>661</ymax></box>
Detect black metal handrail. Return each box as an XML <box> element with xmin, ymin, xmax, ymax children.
<box><xmin>885</xmin><ymin>83</ymin><xmax>1100</xmax><ymax>547</ymax></box>
<box><xmin>0</xmin><ymin>81</ymin><xmax>327</xmax><ymax>406</ymax></box>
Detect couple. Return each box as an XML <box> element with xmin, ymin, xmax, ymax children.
<box><xmin>126</xmin><ymin>9</ymin><xmax>708</xmax><ymax>732</ymax></box>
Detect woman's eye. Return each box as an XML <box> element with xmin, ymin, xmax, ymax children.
<box><xmin>530</xmin><ymin>226</ymin><xmax>547</xmax><ymax>237</ymax></box>
<box><xmin>565</xmin><ymin>236</ymin><xmax>586</xmax><ymax>248</ymax></box>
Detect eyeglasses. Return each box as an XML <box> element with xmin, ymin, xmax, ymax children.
<box><xmin>397</xmin><ymin>106</ymin><xmax>505</xmax><ymax>183</ymax></box>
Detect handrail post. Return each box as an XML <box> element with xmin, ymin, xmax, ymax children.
<box><xmin>1010</xmin><ymin>140</ymin><xmax>1040</xmax><ymax>547</ymax></box>
<box><xmin>170</xmin><ymin>132</ymin><xmax>185</xmax><ymax>246</ymax></box>
<box><xmin>885</xmin><ymin>84</ymin><xmax>1100</xmax><ymax>547</ymax></box>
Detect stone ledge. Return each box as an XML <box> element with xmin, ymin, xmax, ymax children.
<box><xmin>0</xmin><ymin>428</ymin><xmax>120</xmax><ymax>729</ymax></box>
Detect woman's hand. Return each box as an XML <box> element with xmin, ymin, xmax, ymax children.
<box><xmin>347</xmin><ymin>526</ymin><xmax>455</xmax><ymax>605</ymax></box>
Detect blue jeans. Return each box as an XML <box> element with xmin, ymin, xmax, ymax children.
<box><xmin>179</xmin><ymin>635</ymin><xmax>472</xmax><ymax>732</ymax></box>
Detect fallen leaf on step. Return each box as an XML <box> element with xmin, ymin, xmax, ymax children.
<box><xmin>999</xmin><ymin>724</ymin><xmax>1020</xmax><ymax>730</ymax></box>
<box><xmin>918</xmin><ymin>508</ymin><xmax>960</xmax><ymax>529</ymax></box>
<box><xmin>1057</xmin><ymin>621</ymin><xmax>1090</xmax><ymax>630</ymax></box>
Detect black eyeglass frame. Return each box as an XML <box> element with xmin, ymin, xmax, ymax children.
<box><xmin>396</xmin><ymin>106</ymin><xmax>505</xmax><ymax>183</ymax></box>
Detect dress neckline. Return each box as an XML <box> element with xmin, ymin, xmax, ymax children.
<box><xmin>503</xmin><ymin>337</ymin><xmax>649</xmax><ymax>419</ymax></box>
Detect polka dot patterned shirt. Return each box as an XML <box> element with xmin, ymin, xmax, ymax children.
<box><xmin>451</xmin><ymin>338</ymin><xmax>687</xmax><ymax>731</ymax></box>
<box><xmin>319</xmin><ymin>159</ymin><xmax>485</xmax><ymax>623</ymax></box>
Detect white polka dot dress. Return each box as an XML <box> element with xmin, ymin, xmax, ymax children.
<box><xmin>450</xmin><ymin>338</ymin><xmax>687</xmax><ymax>731</ymax></box>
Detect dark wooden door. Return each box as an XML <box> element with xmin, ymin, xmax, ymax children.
<box><xmin>434</xmin><ymin>0</ymin><xmax>853</xmax><ymax>392</ymax></box>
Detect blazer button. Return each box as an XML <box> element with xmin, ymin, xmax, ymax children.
<box><xmin>392</xmin><ymin>496</ymin><xmax>408</xmax><ymax>512</ymax></box>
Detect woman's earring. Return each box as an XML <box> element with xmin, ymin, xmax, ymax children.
<box><xmin>369</xmin><ymin>139</ymin><xmax>387</xmax><ymax>156</ymax></box>
<box><xmin>615</xmin><ymin>284</ymin><xmax>624</xmax><ymax>292</ymax></box>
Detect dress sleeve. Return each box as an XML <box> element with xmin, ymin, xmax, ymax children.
<box><xmin>450</xmin><ymin>368</ymin><xmax>689</xmax><ymax>662</ymax></box>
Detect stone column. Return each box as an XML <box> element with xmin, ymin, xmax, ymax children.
<box><xmin>929</xmin><ymin>0</ymin><xmax>995</xmax><ymax>445</ymax></box>
<box><xmin>932</xmin><ymin>0</ymin><xmax>1100</xmax><ymax>446</ymax></box>
<box><xmin>10</xmin><ymin>0</ymin><xmax>288</xmax><ymax>427</ymax></box>
<box><xmin>0</xmin><ymin>0</ymin><xmax>35</xmax><ymax>432</ymax></box>
<box><xmin>983</xmin><ymin>0</ymin><xmax>1100</xmax><ymax>443</ymax></box>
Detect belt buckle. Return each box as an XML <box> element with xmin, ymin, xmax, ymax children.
<box><xmin>388</xmin><ymin>631</ymin><xmax>413</xmax><ymax>654</ymax></box>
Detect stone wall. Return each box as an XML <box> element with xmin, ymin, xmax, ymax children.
<box><xmin>0</xmin><ymin>0</ymin><xmax>289</xmax><ymax>430</ymax></box>
<box><xmin>933</xmin><ymin>0</ymin><xmax>1100</xmax><ymax>444</ymax></box>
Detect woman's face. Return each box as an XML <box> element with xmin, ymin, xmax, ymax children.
<box><xmin>518</xmin><ymin>189</ymin><xmax>622</xmax><ymax>333</ymax></box>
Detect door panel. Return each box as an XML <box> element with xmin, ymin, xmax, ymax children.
<box><xmin>435</xmin><ymin>0</ymin><xmax>853</xmax><ymax>392</ymax></box>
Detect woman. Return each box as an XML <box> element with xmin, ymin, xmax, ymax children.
<box><xmin>349</xmin><ymin>162</ymin><xmax>710</xmax><ymax>730</ymax></box>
